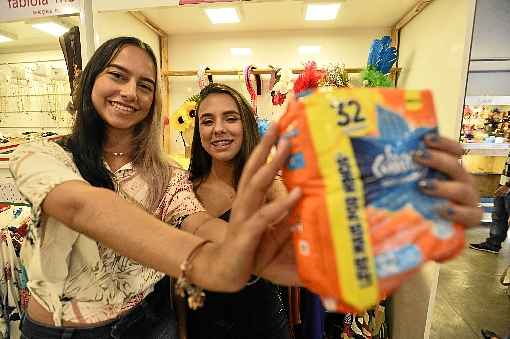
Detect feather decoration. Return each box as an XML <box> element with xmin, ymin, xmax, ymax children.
<box><xmin>362</xmin><ymin>36</ymin><xmax>398</xmax><ymax>88</ymax></box>
<box><xmin>367</xmin><ymin>36</ymin><xmax>397</xmax><ymax>74</ymax></box>
<box><xmin>293</xmin><ymin>61</ymin><xmax>325</xmax><ymax>96</ymax></box>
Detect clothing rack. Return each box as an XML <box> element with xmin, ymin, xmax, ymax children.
<box><xmin>164</xmin><ymin>67</ymin><xmax>400</xmax><ymax>77</ymax></box>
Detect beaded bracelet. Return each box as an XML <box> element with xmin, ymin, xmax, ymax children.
<box><xmin>175</xmin><ymin>239</ymin><xmax>212</xmax><ymax>310</ymax></box>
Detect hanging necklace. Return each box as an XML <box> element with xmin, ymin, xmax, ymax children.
<box><xmin>104</xmin><ymin>150</ymin><xmax>129</xmax><ymax>157</ymax></box>
<box><xmin>111</xmin><ymin>152</ymin><xmax>126</xmax><ymax>156</ymax></box>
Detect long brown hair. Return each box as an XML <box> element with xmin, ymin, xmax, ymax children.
<box><xmin>61</xmin><ymin>36</ymin><xmax>171</xmax><ymax>212</ymax></box>
<box><xmin>189</xmin><ymin>83</ymin><xmax>259</xmax><ymax>189</ymax></box>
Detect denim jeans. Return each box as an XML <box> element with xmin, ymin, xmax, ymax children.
<box><xmin>20</xmin><ymin>277</ymin><xmax>178</xmax><ymax>339</ymax></box>
<box><xmin>489</xmin><ymin>194</ymin><xmax>510</xmax><ymax>248</ymax></box>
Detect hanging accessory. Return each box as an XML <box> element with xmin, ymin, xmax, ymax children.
<box><xmin>197</xmin><ymin>66</ymin><xmax>213</xmax><ymax>89</ymax></box>
<box><xmin>269</xmin><ymin>66</ymin><xmax>292</xmax><ymax>106</ymax></box>
<box><xmin>292</xmin><ymin>61</ymin><xmax>324</xmax><ymax>97</ymax></box>
<box><xmin>243</xmin><ymin>65</ymin><xmax>261</xmax><ymax>115</ymax></box>
<box><xmin>319</xmin><ymin>62</ymin><xmax>351</xmax><ymax>88</ymax></box>
<box><xmin>361</xmin><ymin>36</ymin><xmax>398</xmax><ymax>88</ymax></box>
<box><xmin>175</xmin><ymin>239</ymin><xmax>212</xmax><ymax>310</ymax></box>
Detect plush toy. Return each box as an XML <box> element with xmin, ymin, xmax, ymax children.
<box><xmin>278</xmin><ymin>88</ymin><xmax>464</xmax><ymax>313</ymax></box>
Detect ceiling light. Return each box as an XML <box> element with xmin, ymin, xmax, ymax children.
<box><xmin>299</xmin><ymin>45</ymin><xmax>321</xmax><ymax>55</ymax></box>
<box><xmin>230</xmin><ymin>48</ymin><xmax>252</xmax><ymax>56</ymax></box>
<box><xmin>0</xmin><ymin>30</ymin><xmax>16</xmax><ymax>43</ymax></box>
<box><xmin>205</xmin><ymin>8</ymin><xmax>240</xmax><ymax>24</ymax></box>
<box><xmin>305</xmin><ymin>3</ymin><xmax>342</xmax><ymax>21</ymax></box>
<box><xmin>32</xmin><ymin>22</ymin><xmax>69</xmax><ymax>37</ymax></box>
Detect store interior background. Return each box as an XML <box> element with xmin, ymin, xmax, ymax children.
<box><xmin>0</xmin><ymin>0</ymin><xmax>509</xmax><ymax>338</ymax></box>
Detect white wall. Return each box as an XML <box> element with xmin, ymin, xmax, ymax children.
<box><xmin>394</xmin><ymin>2</ymin><xmax>476</xmax><ymax>338</ymax></box>
<box><xmin>167</xmin><ymin>28</ymin><xmax>390</xmax><ymax>153</ymax></box>
<box><xmin>93</xmin><ymin>11</ymin><xmax>160</xmax><ymax>67</ymax></box>
<box><xmin>397</xmin><ymin>0</ymin><xmax>476</xmax><ymax>139</ymax></box>
<box><xmin>466</xmin><ymin>0</ymin><xmax>510</xmax><ymax>97</ymax></box>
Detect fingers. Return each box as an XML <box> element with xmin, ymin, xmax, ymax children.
<box><xmin>423</xmin><ymin>134</ymin><xmax>463</xmax><ymax>158</ymax></box>
<box><xmin>418</xmin><ymin>179</ymin><xmax>478</xmax><ymax>206</ymax></box>
<box><xmin>238</xmin><ymin>124</ymin><xmax>280</xmax><ymax>192</ymax></box>
<box><xmin>234</xmin><ymin>138</ymin><xmax>292</xmax><ymax>220</ymax></box>
<box><xmin>437</xmin><ymin>202</ymin><xmax>483</xmax><ymax>228</ymax></box>
<box><xmin>238</xmin><ymin>187</ymin><xmax>302</xmax><ymax>239</ymax></box>
<box><xmin>414</xmin><ymin>148</ymin><xmax>473</xmax><ymax>184</ymax></box>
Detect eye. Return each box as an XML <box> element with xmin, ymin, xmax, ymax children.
<box><xmin>226</xmin><ymin>115</ymin><xmax>240</xmax><ymax>122</ymax></box>
<box><xmin>200</xmin><ymin>119</ymin><xmax>213</xmax><ymax>126</ymax></box>
<box><xmin>138</xmin><ymin>82</ymin><xmax>154</xmax><ymax>92</ymax></box>
<box><xmin>108</xmin><ymin>71</ymin><xmax>124</xmax><ymax>80</ymax></box>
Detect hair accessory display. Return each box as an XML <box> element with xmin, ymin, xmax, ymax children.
<box><xmin>361</xmin><ymin>36</ymin><xmax>398</xmax><ymax>88</ymax></box>
<box><xmin>175</xmin><ymin>239</ymin><xmax>212</xmax><ymax>310</ymax></box>
<box><xmin>197</xmin><ymin>66</ymin><xmax>213</xmax><ymax>89</ymax></box>
<box><xmin>171</xmin><ymin>95</ymin><xmax>199</xmax><ymax>146</ymax></box>
<box><xmin>270</xmin><ymin>66</ymin><xmax>293</xmax><ymax>106</ymax></box>
<box><xmin>319</xmin><ymin>62</ymin><xmax>351</xmax><ymax>88</ymax></box>
<box><xmin>243</xmin><ymin>65</ymin><xmax>261</xmax><ymax>115</ymax></box>
<box><xmin>292</xmin><ymin>61</ymin><xmax>324</xmax><ymax>97</ymax></box>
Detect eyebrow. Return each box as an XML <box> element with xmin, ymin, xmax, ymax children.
<box><xmin>199</xmin><ymin>110</ymin><xmax>240</xmax><ymax>118</ymax></box>
<box><xmin>106</xmin><ymin>64</ymin><xmax>156</xmax><ymax>86</ymax></box>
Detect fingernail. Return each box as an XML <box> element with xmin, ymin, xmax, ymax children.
<box><xmin>277</xmin><ymin>138</ymin><xmax>288</xmax><ymax>150</ymax></box>
<box><xmin>425</xmin><ymin>133</ymin><xmax>439</xmax><ymax>143</ymax></box>
<box><xmin>446</xmin><ymin>207</ymin><xmax>455</xmax><ymax>217</ymax></box>
<box><xmin>414</xmin><ymin>149</ymin><xmax>431</xmax><ymax>160</ymax></box>
<box><xmin>418</xmin><ymin>179</ymin><xmax>436</xmax><ymax>190</ymax></box>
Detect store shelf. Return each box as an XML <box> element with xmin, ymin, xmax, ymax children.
<box><xmin>463</xmin><ymin>143</ymin><xmax>510</xmax><ymax>156</ymax></box>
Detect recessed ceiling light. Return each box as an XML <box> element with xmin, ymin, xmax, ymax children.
<box><xmin>32</xmin><ymin>22</ymin><xmax>69</xmax><ymax>37</ymax></box>
<box><xmin>305</xmin><ymin>3</ymin><xmax>342</xmax><ymax>21</ymax></box>
<box><xmin>230</xmin><ymin>48</ymin><xmax>252</xmax><ymax>56</ymax></box>
<box><xmin>205</xmin><ymin>8</ymin><xmax>240</xmax><ymax>24</ymax></box>
<box><xmin>299</xmin><ymin>45</ymin><xmax>321</xmax><ymax>55</ymax></box>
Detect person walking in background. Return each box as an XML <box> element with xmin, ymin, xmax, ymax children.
<box><xmin>470</xmin><ymin>153</ymin><xmax>510</xmax><ymax>254</ymax></box>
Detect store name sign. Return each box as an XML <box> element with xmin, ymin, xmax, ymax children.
<box><xmin>1</xmin><ymin>0</ymin><xmax>80</xmax><ymax>23</ymax></box>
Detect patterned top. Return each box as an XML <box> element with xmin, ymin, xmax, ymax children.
<box><xmin>8</xmin><ymin>140</ymin><xmax>204</xmax><ymax>326</ymax></box>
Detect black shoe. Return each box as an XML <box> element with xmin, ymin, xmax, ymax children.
<box><xmin>469</xmin><ymin>242</ymin><xmax>500</xmax><ymax>254</ymax></box>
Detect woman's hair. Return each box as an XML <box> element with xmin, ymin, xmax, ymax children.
<box><xmin>189</xmin><ymin>83</ymin><xmax>260</xmax><ymax>189</ymax></box>
<box><xmin>60</xmin><ymin>36</ymin><xmax>170</xmax><ymax>212</ymax></box>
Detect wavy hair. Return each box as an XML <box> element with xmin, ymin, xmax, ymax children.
<box><xmin>60</xmin><ymin>36</ymin><xmax>171</xmax><ymax>212</ymax></box>
<box><xmin>189</xmin><ymin>83</ymin><xmax>260</xmax><ymax>189</ymax></box>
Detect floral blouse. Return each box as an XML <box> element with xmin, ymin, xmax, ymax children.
<box><xmin>8</xmin><ymin>140</ymin><xmax>204</xmax><ymax>326</ymax></box>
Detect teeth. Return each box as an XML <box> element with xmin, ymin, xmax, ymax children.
<box><xmin>213</xmin><ymin>140</ymin><xmax>232</xmax><ymax>146</ymax></box>
<box><xmin>110</xmin><ymin>101</ymin><xmax>135</xmax><ymax>112</ymax></box>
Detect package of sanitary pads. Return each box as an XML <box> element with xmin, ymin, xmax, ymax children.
<box><xmin>278</xmin><ymin>87</ymin><xmax>464</xmax><ymax>313</ymax></box>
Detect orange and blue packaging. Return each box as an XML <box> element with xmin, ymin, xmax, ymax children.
<box><xmin>278</xmin><ymin>87</ymin><xmax>465</xmax><ymax>313</ymax></box>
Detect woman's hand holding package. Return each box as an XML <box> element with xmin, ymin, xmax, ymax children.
<box><xmin>217</xmin><ymin>124</ymin><xmax>302</xmax><ymax>290</ymax></box>
<box><xmin>415</xmin><ymin>135</ymin><xmax>482</xmax><ymax>228</ymax></box>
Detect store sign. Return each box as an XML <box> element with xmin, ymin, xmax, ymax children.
<box><xmin>0</xmin><ymin>0</ymin><xmax>80</xmax><ymax>23</ymax></box>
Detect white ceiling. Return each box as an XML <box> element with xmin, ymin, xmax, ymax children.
<box><xmin>141</xmin><ymin>0</ymin><xmax>419</xmax><ymax>34</ymax></box>
<box><xmin>0</xmin><ymin>0</ymin><xmax>418</xmax><ymax>53</ymax></box>
<box><xmin>0</xmin><ymin>16</ymin><xmax>79</xmax><ymax>54</ymax></box>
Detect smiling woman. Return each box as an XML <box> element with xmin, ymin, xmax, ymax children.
<box><xmin>9</xmin><ymin>37</ymin><xmax>304</xmax><ymax>339</ymax></box>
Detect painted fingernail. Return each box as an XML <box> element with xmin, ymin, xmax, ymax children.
<box><xmin>418</xmin><ymin>179</ymin><xmax>436</xmax><ymax>190</ymax></box>
<box><xmin>425</xmin><ymin>133</ymin><xmax>439</xmax><ymax>143</ymax></box>
<box><xmin>446</xmin><ymin>207</ymin><xmax>455</xmax><ymax>217</ymax></box>
<box><xmin>414</xmin><ymin>149</ymin><xmax>431</xmax><ymax>160</ymax></box>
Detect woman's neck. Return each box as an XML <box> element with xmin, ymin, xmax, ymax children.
<box><xmin>209</xmin><ymin>159</ymin><xmax>234</xmax><ymax>187</ymax></box>
<box><xmin>103</xmin><ymin>128</ymin><xmax>134</xmax><ymax>154</ymax></box>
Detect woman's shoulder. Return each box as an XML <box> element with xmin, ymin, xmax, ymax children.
<box><xmin>10</xmin><ymin>138</ymin><xmax>74</xmax><ymax>169</ymax></box>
